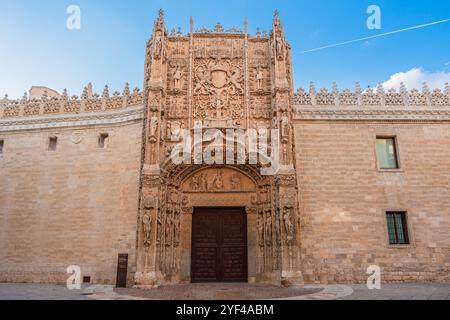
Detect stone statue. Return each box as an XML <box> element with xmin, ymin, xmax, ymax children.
<box><xmin>165</xmin><ymin>210</ymin><xmax>173</xmax><ymax>246</ymax></box>
<box><xmin>149</xmin><ymin>117</ymin><xmax>159</xmax><ymax>142</ymax></box>
<box><xmin>256</xmin><ymin>67</ymin><xmax>264</xmax><ymax>91</ymax></box>
<box><xmin>142</xmin><ymin>211</ymin><xmax>153</xmax><ymax>247</ymax></box>
<box><xmin>257</xmin><ymin>212</ymin><xmax>265</xmax><ymax>247</ymax></box>
<box><xmin>153</xmin><ymin>32</ymin><xmax>163</xmax><ymax>59</ymax></box>
<box><xmin>264</xmin><ymin>209</ymin><xmax>273</xmax><ymax>246</ymax></box>
<box><xmin>283</xmin><ymin>207</ymin><xmax>295</xmax><ymax>242</ymax></box>
<box><xmin>173</xmin><ymin>67</ymin><xmax>182</xmax><ymax>91</ymax></box>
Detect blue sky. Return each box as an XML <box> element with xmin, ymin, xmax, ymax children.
<box><xmin>0</xmin><ymin>0</ymin><xmax>449</xmax><ymax>98</ymax></box>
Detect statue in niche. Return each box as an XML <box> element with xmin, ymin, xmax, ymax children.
<box><xmin>275</xmin><ymin>37</ymin><xmax>285</xmax><ymax>61</ymax></box>
<box><xmin>142</xmin><ymin>211</ymin><xmax>153</xmax><ymax>247</ymax></box>
<box><xmin>173</xmin><ymin>67</ymin><xmax>182</xmax><ymax>91</ymax></box>
<box><xmin>173</xmin><ymin>210</ymin><xmax>181</xmax><ymax>246</ymax></box>
<box><xmin>153</xmin><ymin>31</ymin><xmax>163</xmax><ymax>60</ymax></box>
<box><xmin>149</xmin><ymin>117</ymin><xmax>159</xmax><ymax>142</ymax></box>
<box><xmin>156</xmin><ymin>213</ymin><xmax>163</xmax><ymax>244</ymax></box>
<box><xmin>283</xmin><ymin>207</ymin><xmax>295</xmax><ymax>242</ymax></box>
<box><xmin>281</xmin><ymin>115</ymin><xmax>290</xmax><ymax>142</ymax></box>
<box><xmin>230</xmin><ymin>174</ymin><xmax>242</xmax><ymax>191</ymax></box>
<box><xmin>256</xmin><ymin>67</ymin><xmax>264</xmax><ymax>91</ymax></box>
<box><xmin>165</xmin><ymin>210</ymin><xmax>173</xmax><ymax>246</ymax></box>
<box><xmin>257</xmin><ymin>211</ymin><xmax>265</xmax><ymax>247</ymax></box>
<box><xmin>264</xmin><ymin>208</ymin><xmax>273</xmax><ymax>246</ymax></box>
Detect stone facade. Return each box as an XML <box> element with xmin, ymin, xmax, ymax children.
<box><xmin>1</xmin><ymin>11</ymin><xmax>450</xmax><ymax>286</ymax></box>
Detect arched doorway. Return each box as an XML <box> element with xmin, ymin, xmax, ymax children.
<box><xmin>134</xmin><ymin>164</ymin><xmax>287</xmax><ymax>286</ymax></box>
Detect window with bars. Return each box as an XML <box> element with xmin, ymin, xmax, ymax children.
<box><xmin>386</xmin><ymin>212</ymin><xmax>410</xmax><ymax>245</ymax></box>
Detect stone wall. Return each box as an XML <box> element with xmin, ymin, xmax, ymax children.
<box><xmin>294</xmin><ymin>121</ymin><xmax>450</xmax><ymax>283</ymax></box>
<box><xmin>0</xmin><ymin>120</ymin><xmax>143</xmax><ymax>285</ymax></box>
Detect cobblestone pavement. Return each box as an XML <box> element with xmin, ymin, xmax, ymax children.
<box><xmin>1</xmin><ymin>283</ymin><xmax>450</xmax><ymax>300</ymax></box>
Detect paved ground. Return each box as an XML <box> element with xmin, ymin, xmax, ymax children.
<box><xmin>116</xmin><ymin>284</ymin><xmax>323</xmax><ymax>300</ymax></box>
<box><xmin>339</xmin><ymin>283</ymin><xmax>450</xmax><ymax>300</ymax></box>
<box><xmin>0</xmin><ymin>283</ymin><xmax>449</xmax><ymax>300</ymax></box>
<box><xmin>0</xmin><ymin>283</ymin><xmax>90</xmax><ymax>300</ymax></box>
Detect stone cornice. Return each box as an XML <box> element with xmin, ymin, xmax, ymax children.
<box><xmin>294</xmin><ymin>106</ymin><xmax>450</xmax><ymax>122</ymax></box>
<box><xmin>0</xmin><ymin>105</ymin><xmax>144</xmax><ymax>132</ymax></box>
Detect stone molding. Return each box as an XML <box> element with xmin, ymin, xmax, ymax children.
<box><xmin>0</xmin><ymin>105</ymin><xmax>144</xmax><ymax>132</ymax></box>
<box><xmin>293</xmin><ymin>83</ymin><xmax>450</xmax><ymax>121</ymax></box>
<box><xmin>294</xmin><ymin>108</ymin><xmax>450</xmax><ymax>122</ymax></box>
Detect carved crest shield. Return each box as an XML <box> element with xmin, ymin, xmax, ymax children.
<box><xmin>211</xmin><ymin>70</ymin><xmax>228</xmax><ymax>88</ymax></box>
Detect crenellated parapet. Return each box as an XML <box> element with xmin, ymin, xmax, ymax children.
<box><xmin>0</xmin><ymin>83</ymin><xmax>144</xmax><ymax>120</ymax></box>
<box><xmin>294</xmin><ymin>82</ymin><xmax>450</xmax><ymax>121</ymax></box>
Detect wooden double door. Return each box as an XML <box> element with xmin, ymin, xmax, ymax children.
<box><xmin>191</xmin><ymin>207</ymin><xmax>248</xmax><ymax>283</ymax></box>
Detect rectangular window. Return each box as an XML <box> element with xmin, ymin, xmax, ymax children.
<box><xmin>376</xmin><ymin>137</ymin><xmax>399</xmax><ymax>169</ymax></box>
<box><xmin>386</xmin><ymin>212</ymin><xmax>409</xmax><ymax>245</ymax></box>
<box><xmin>48</xmin><ymin>136</ymin><xmax>58</xmax><ymax>151</ymax></box>
<box><xmin>0</xmin><ymin>139</ymin><xmax>4</xmax><ymax>156</ymax></box>
<box><xmin>98</xmin><ymin>133</ymin><xmax>109</xmax><ymax>149</ymax></box>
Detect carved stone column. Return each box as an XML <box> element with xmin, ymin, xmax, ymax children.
<box><xmin>270</xmin><ymin>11</ymin><xmax>303</xmax><ymax>287</ymax></box>
<box><xmin>135</xmin><ymin>9</ymin><xmax>168</xmax><ymax>288</ymax></box>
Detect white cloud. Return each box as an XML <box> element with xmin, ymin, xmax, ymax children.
<box><xmin>382</xmin><ymin>67</ymin><xmax>450</xmax><ymax>90</ymax></box>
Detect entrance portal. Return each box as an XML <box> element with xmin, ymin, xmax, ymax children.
<box><xmin>191</xmin><ymin>207</ymin><xmax>248</xmax><ymax>283</ymax></box>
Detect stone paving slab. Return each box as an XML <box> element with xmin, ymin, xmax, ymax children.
<box><xmin>0</xmin><ymin>283</ymin><xmax>89</xmax><ymax>300</ymax></box>
<box><xmin>1</xmin><ymin>283</ymin><xmax>450</xmax><ymax>300</ymax></box>
<box><xmin>115</xmin><ymin>284</ymin><xmax>323</xmax><ymax>300</ymax></box>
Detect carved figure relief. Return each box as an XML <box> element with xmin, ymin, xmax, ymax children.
<box><xmin>210</xmin><ymin>170</ymin><xmax>224</xmax><ymax>191</ymax></box>
<box><xmin>230</xmin><ymin>174</ymin><xmax>242</xmax><ymax>191</ymax></box>
<box><xmin>182</xmin><ymin>168</ymin><xmax>256</xmax><ymax>193</ymax></box>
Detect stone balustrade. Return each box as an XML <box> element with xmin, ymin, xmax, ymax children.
<box><xmin>0</xmin><ymin>84</ymin><xmax>144</xmax><ymax>119</ymax></box>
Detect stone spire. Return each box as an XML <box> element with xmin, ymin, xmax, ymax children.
<box><xmin>123</xmin><ymin>83</ymin><xmax>130</xmax><ymax>96</ymax></box>
<box><xmin>154</xmin><ymin>8</ymin><xmax>165</xmax><ymax>31</ymax></box>
<box><xmin>445</xmin><ymin>82</ymin><xmax>450</xmax><ymax>96</ymax></box>
<box><xmin>272</xmin><ymin>9</ymin><xmax>284</xmax><ymax>35</ymax></box>
<box><xmin>102</xmin><ymin>85</ymin><xmax>110</xmax><ymax>98</ymax></box>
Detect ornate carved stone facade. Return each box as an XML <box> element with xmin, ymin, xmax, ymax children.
<box><xmin>133</xmin><ymin>10</ymin><xmax>303</xmax><ymax>287</ymax></box>
<box><xmin>1</xmin><ymin>10</ymin><xmax>450</xmax><ymax>286</ymax></box>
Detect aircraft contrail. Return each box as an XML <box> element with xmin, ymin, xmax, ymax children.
<box><xmin>302</xmin><ymin>18</ymin><xmax>450</xmax><ymax>53</ymax></box>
